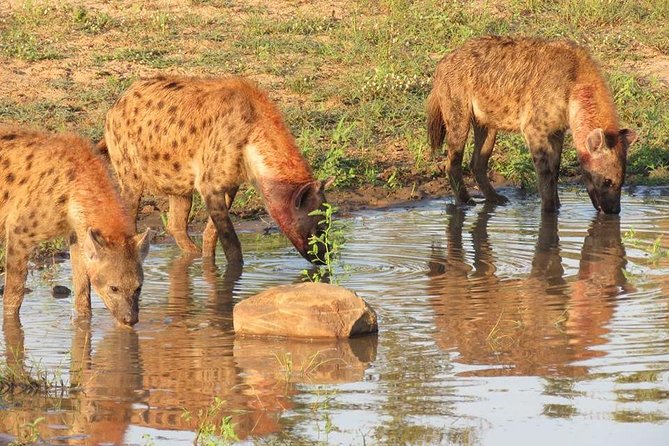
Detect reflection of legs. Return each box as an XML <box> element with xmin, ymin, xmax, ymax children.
<box><xmin>3</xmin><ymin>314</ymin><xmax>25</xmax><ymax>376</ymax></box>
<box><xmin>200</xmin><ymin>186</ymin><xmax>242</xmax><ymax>267</ymax></box>
<box><xmin>472</xmin><ymin>123</ymin><xmax>508</xmax><ymax>204</ymax></box>
<box><xmin>202</xmin><ymin>187</ymin><xmax>237</xmax><ymax>259</ymax></box>
<box><xmin>70</xmin><ymin>235</ymin><xmax>92</xmax><ymax>317</ymax></box>
<box><xmin>168</xmin><ymin>194</ymin><xmax>200</xmax><ymax>254</ymax></box>
<box><xmin>70</xmin><ymin>319</ymin><xmax>91</xmax><ymax>388</ymax></box>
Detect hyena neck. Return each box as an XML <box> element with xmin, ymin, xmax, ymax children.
<box><xmin>70</xmin><ymin>152</ymin><xmax>134</xmax><ymax>244</ymax></box>
<box><xmin>569</xmin><ymin>83</ymin><xmax>620</xmax><ymax>161</ymax></box>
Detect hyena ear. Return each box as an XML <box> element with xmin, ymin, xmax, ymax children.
<box><xmin>293</xmin><ymin>182</ymin><xmax>318</xmax><ymax>209</ymax></box>
<box><xmin>586</xmin><ymin>128</ymin><xmax>605</xmax><ymax>153</ymax></box>
<box><xmin>134</xmin><ymin>228</ymin><xmax>153</xmax><ymax>261</ymax></box>
<box><xmin>620</xmin><ymin>128</ymin><xmax>638</xmax><ymax>147</ymax></box>
<box><xmin>83</xmin><ymin>228</ymin><xmax>106</xmax><ymax>261</ymax></box>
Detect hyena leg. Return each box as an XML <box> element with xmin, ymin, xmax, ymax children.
<box><xmin>200</xmin><ymin>186</ymin><xmax>243</xmax><ymax>267</ymax></box>
<box><xmin>548</xmin><ymin>130</ymin><xmax>565</xmax><ymax>210</ymax></box>
<box><xmin>118</xmin><ymin>182</ymin><xmax>144</xmax><ymax>231</ymax></box>
<box><xmin>471</xmin><ymin>123</ymin><xmax>508</xmax><ymax>204</ymax></box>
<box><xmin>202</xmin><ymin>186</ymin><xmax>238</xmax><ymax>259</ymax></box>
<box><xmin>168</xmin><ymin>194</ymin><xmax>200</xmax><ymax>254</ymax></box>
<box><xmin>445</xmin><ymin>117</ymin><xmax>474</xmax><ymax>206</ymax></box>
<box><xmin>2</xmin><ymin>235</ymin><xmax>31</xmax><ymax>318</ymax></box>
<box><xmin>69</xmin><ymin>233</ymin><xmax>92</xmax><ymax>317</ymax></box>
<box><xmin>526</xmin><ymin>131</ymin><xmax>562</xmax><ymax>213</ymax></box>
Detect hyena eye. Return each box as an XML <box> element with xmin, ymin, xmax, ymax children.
<box><xmin>603</xmin><ymin>179</ymin><xmax>613</xmax><ymax>188</ymax></box>
<box><xmin>110</xmin><ymin>285</ymin><xmax>120</xmax><ymax>293</ymax></box>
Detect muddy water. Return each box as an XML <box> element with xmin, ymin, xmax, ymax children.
<box><xmin>2</xmin><ymin>188</ymin><xmax>669</xmax><ymax>445</ymax></box>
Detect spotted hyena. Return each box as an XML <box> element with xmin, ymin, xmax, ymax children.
<box><xmin>0</xmin><ymin>126</ymin><xmax>151</xmax><ymax>326</ymax></box>
<box><xmin>101</xmin><ymin>75</ymin><xmax>331</xmax><ymax>265</ymax></box>
<box><xmin>427</xmin><ymin>36</ymin><xmax>637</xmax><ymax>213</ymax></box>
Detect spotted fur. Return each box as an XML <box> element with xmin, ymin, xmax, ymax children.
<box><xmin>102</xmin><ymin>75</ymin><xmax>331</xmax><ymax>265</ymax></box>
<box><xmin>0</xmin><ymin>126</ymin><xmax>151</xmax><ymax>325</ymax></box>
<box><xmin>427</xmin><ymin>36</ymin><xmax>637</xmax><ymax>213</ymax></box>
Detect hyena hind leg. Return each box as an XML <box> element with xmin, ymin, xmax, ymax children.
<box><xmin>445</xmin><ymin>118</ymin><xmax>475</xmax><ymax>206</ymax></box>
<box><xmin>471</xmin><ymin>123</ymin><xmax>508</xmax><ymax>205</ymax></box>
<box><xmin>202</xmin><ymin>186</ymin><xmax>238</xmax><ymax>259</ymax></box>
<box><xmin>167</xmin><ymin>194</ymin><xmax>201</xmax><ymax>254</ymax></box>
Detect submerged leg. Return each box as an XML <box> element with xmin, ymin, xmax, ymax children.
<box><xmin>471</xmin><ymin>123</ymin><xmax>507</xmax><ymax>204</ymax></box>
<box><xmin>168</xmin><ymin>194</ymin><xmax>200</xmax><ymax>254</ymax></box>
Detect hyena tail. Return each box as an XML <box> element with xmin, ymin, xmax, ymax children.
<box><xmin>94</xmin><ymin>138</ymin><xmax>109</xmax><ymax>157</ymax></box>
<box><xmin>426</xmin><ymin>91</ymin><xmax>445</xmax><ymax>157</ymax></box>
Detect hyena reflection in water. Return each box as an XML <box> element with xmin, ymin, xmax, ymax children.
<box><xmin>102</xmin><ymin>75</ymin><xmax>332</xmax><ymax>266</ymax></box>
<box><xmin>427</xmin><ymin>36</ymin><xmax>637</xmax><ymax>213</ymax></box>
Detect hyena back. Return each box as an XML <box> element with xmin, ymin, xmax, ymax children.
<box><xmin>103</xmin><ymin>75</ymin><xmax>330</xmax><ymax>265</ymax></box>
<box><xmin>427</xmin><ymin>35</ymin><xmax>637</xmax><ymax>213</ymax></box>
<box><xmin>0</xmin><ymin>126</ymin><xmax>151</xmax><ymax>325</ymax></box>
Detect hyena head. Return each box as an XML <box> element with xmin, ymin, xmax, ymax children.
<box><xmin>285</xmin><ymin>178</ymin><xmax>334</xmax><ymax>264</ymax></box>
<box><xmin>581</xmin><ymin>128</ymin><xmax>637</xmax><ymax>214</ymax></box>
<box><xmin>82</xmin><ymin>228</ymin><xmax>152</xmax><ymax>326</ymax></box>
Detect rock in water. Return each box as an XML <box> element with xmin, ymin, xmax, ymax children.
<box><xmin>52</xmin><ymin>285</ymin><xmax>71</xmax><ymax>299</ymax></box>
<box><xmin>233</xmin><ymin>282</ymin><xmax>378</xmax><ymax>338</ymax></box>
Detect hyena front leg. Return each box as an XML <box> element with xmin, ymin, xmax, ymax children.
<box><xmin>471</xmin><ymin>123</ymin><xmax>508</xmax><ymax>204</ymax></box>
<box><xmin>202</xmin><ymin>186</ymin><xmax>237</xmax><ymax>259</ymax></box>
<box><xmin>69</xmin><ymin>233</ymin><xmax>92</xmax><ymax>317</ymax></box>
<box><xmin>525</xmin><ymin>129</ymin><xmax>562</xmax><ymax>213</ymax></box>
<box><xmin>2</xmin><ymin>234</ymin><xmax>31</xmax><ymax>319</ymax></box>
<box><xmin>200</xmin><ymin>185</ymin><xmax>243</xmax><ymax>267</ymax></box>
<box><xmin>168</xmin><ymin>194</ymin><xmax>201</xmax><ymax>254</ymax></box>
<box><xmin>118</xmin><ymin>180</ymin><xmax>144</xmax><ymax>231</ymax></box>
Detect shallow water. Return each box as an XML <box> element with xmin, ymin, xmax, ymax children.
<box><xmin>2</xmin><ymin>188</ymin><xmax>669</xmax><ymax>445</ymax></box>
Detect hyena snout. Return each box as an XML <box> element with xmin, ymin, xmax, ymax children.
<box><xmin>111</xmin><ymin>291</ymin><xmax>140</xmax><ymax>326</ymax></box>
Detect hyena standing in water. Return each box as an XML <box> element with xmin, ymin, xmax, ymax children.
<box><xmin>0</xmin><ymin>127</ymin><xmax>151</xmax><ymax>326</ymax></box>
<box><xmin>102</xmin><ymin>75</ymin><xmax>331</xmax><ymax>266</ymax></box>
<box><xmin>427</xmin><ymin>36</ymin><xmax>637</xmax><ymax>213</ymax></box>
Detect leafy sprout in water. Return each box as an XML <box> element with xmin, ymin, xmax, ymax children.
<box><xmin>302</xmin><ymin>203</ymin><xmax>346</xmax><ymax>284</ymax></box>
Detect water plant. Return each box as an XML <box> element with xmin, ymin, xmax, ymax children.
<box><xmin>182</xmin><ymin>397</ymin><xmax>239</xmax><ymax>446</ymax></box>
<box><xmin>8</xmin><ymin>416</ymin><xmax>44</xmax><ymax>446</ymax></box>
<box><xmin>301</xmin><ymin>203</ymin><xmax>345</xmax><ymax>283</ymax></box>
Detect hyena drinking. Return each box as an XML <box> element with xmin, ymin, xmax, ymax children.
<box><xmin>102</xmin><ymin>75</ymin><xmax>331</xmax><ymax>266</ymax></box>
<box><xmin>427</xmin><ymin>36</ymin><xmax>637</xmax><ymax>213</ymax></box>
<box><xmin>0</xmin><ymin>127</ymin><xmax>151</xmax><ymax>325</ymax></box>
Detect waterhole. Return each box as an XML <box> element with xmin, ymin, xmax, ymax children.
<box><xmin>1</xmin><ymin>188</ymin><xmax>669</xmax><ymax>445</ymax></box>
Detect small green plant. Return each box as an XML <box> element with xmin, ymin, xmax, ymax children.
<box><xmin>182</xmin><ymin>397</ymin><xmax>239</xmax><ymax>446</ymax></box>
<box><xmin>623</xmin><ymin>227</ymin><xmax>669</xmax><ymax>264</ymax></box>
<box><xmin>301</xmin><ymin>203</ymin><xmax>345</xmax><ymax>283</ymax></box>
<box><xmin>9</xmin><ymin>416</ymin><xmax>44</xmax><ymax>446</ymax></box>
